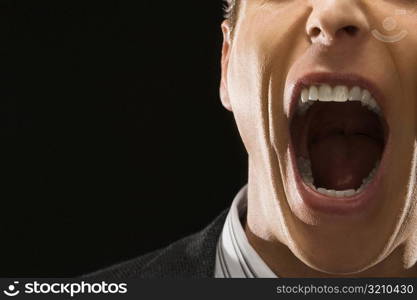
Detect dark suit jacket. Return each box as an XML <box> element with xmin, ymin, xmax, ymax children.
<box><xmin>84</xmin><ymin>209</ymin><xmax>229</xmax><ymax>279</ymax></box>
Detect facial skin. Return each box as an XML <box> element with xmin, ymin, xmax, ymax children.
<box><xmin>220</xmin><ymin>0</ymin><xmax>417</xmax><ymax>277</ymax></box>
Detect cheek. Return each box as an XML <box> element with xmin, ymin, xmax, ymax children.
<box><xmin>227</xmin><ymin>12</ymin><xmax>309</xmax><ymax>154</ymax></box>
<box><xmin>389</xmin><ymin>32</ymin><xmax>417</xmax><ymax>164</ymax></box>
<box><xmin>389</xmin><ymin>19</ymin><xmax>417</xmax><ymax>110</ymax></box>
<box><xmin>226</xmin><ymin>32</ymin><xmax>269</xmax><ymax>155</ymax></box>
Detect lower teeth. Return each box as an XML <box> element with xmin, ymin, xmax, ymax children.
<box><xmin>297</xmin><ymin>157</ymin><xmax>379</xmax><ymax>198</ymax></box>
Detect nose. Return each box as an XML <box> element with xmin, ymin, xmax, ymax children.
<box><xmin>306</xmin><ymin>0</ymin><xmax>369</xmax><ymax>46</ymax></box>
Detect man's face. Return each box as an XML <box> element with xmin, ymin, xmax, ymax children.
<box><xmin>220</xmin><ymin>0</ymin><xmax>417</xmax><ymax>274</ymax></box>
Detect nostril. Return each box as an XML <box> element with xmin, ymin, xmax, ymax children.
<box><xmin>340</xmin><ymin>25</ymin><xmax>359</xmax><ymax>36</ymax></box>
<box><xmin>310</xmin><ymin>27</ymin><xmax>321</xmax><ymax>38</ymax></box>
<box><xmin>308</xmin><ymin>24</ymin><xmax>361</xmax><ymax>44</ymax></box>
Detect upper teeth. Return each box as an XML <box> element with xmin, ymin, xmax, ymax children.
<box><xmin>298</xmin><ymin>85</ymin><xmax>381</xmax><ymax>115</ymax></box>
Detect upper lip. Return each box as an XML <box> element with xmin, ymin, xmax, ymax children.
<box><xmin>288</xmin><ymin>72</ymin><xmax>387</xmax><ymax>122</ymax></box>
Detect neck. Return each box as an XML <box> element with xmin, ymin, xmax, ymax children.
<box><xmin>244</xmin><ymin>221</ymin><xmax>416</xmax><ymax>277</ymax></box>
<box><xmin>244</xmin><ymin>183</ymin><xmax>417</xmax><ymax>277</ymax></box>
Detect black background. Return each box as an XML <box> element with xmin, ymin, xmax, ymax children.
<box><xmin>1</xmin><ymin>0</ymin><xmax>247</xmax><ymax>276</ymax></box>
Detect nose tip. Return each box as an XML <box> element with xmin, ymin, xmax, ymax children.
<box><xmin>306</xmin><ymin>0</ymin><xmax>369</xmax><ymax>46</ymax></box>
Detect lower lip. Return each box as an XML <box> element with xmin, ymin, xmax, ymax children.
<box><xmin>288</xmin><ymin>136</ymin><xmax>390</xmax><ymax>216</ymax></box>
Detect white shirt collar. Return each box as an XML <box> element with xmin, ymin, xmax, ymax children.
<box><xmin>214</xmin><ymin>185</ymin><xmax>277</xmax><ymax>278</ymax></box>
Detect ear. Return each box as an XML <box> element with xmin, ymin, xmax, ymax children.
<box><xmin>220</xmin><ymin>21</ymin><xmax>233</xmax><ymax>112</ymax></box>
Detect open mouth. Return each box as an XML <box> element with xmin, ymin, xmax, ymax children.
<box><xmin>289</xmin><ymin>76</ymin><xmax>389</xmax><ymax>213</ymax></box>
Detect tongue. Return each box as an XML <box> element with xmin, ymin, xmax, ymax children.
<box><xmin>291</xmin><ymin>102</ymin><xmax>385</xmax><ymax>191</ymax></box>
<box><xmin>310</xmin><ymin>134</ymin><xmax>382</xmax><ymax>190</ymax></box>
